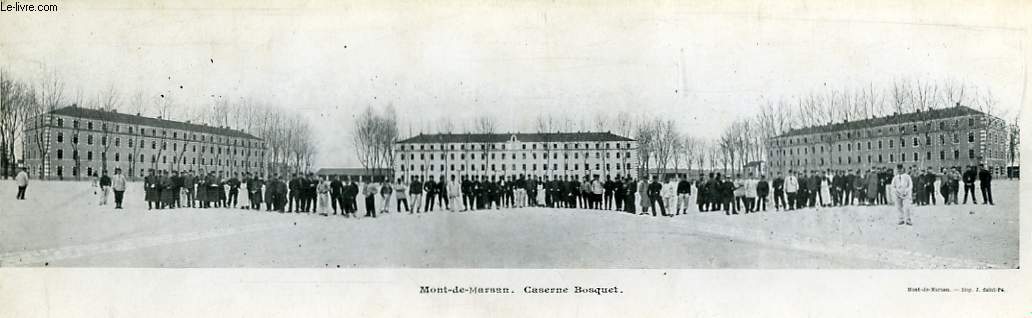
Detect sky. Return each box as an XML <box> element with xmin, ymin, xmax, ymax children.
<box><xmin>1</xmin><ymin>0</ymin><xmax>1026</xmax><ymax>168</ymax></box>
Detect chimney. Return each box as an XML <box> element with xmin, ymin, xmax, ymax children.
<box><xmin>186</xmin><ymin>120</ymin><xmax>191</xmax><ymax>124</ymax></box>
<box><xmin>157</xmin><ymin>116</ymin><xmax>163</xmax><ymax>120</ymax></box>
<box><xmin>955</xmin><ymin>102</ymin><xmax>961</xmax><ymax>107</ymax></box>
<box><xmin>136</xmin><ymin>113</ymin><xmax>141</xmax><ymax>116</ymax></box>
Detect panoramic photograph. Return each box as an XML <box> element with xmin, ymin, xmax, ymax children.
<box><xmin>0</xmin><ymin>2</ymin><xmax>1021</xmax><ymax>269</ymax></box>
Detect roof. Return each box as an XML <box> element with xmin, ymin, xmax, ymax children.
<box><xmin>316</xmin><ymin>168</ymin><xmax>392</xmax><ymax>176</ymax></box>
<box><xmin>396</xmin><ymin>132</ymin><xmax>635</xmax><ymax>144</ymax></box>
<box><xmin>775</xmin><ymin>105</ymin><xmax>985</xmax><ymax>138</ymax></box>
<box><xmin>49</xmin><ymin>106</ymin><xmax>261</xmax><ymax>140</ymax></box>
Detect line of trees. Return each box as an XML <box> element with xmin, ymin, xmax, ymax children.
<box><xmin>352</xmin><ymin>105</ymin><xmax>398</xmax><ymax>178</ymax></box>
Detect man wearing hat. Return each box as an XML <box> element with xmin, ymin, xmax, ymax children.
<box><xmin>15</xmin><ymin>165</ymin><xmax>28</xmax><ymax>200</ymax></box>
<box><xmin>112</xmin><ymin>168</ymin><xmax>127</xmax><ymax>209</ymax></box>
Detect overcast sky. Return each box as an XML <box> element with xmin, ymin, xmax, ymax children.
<box><xmin>1</xmin><ymin>1</ymin><xmax>1025</xmax><ymax>168</ymax></box>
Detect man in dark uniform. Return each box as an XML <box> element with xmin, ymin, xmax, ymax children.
<box><xmin>424</xmin><ymin>175</ymin><xmax>437</xmax><ymax>212</ymax></box>
<box><xmin>756</xmin><ymin>174</ymin><xmax>769</xmax><ymax>212</ymax></box>
<box><xmin>208</xmin><ymin>171</ymin><xmax>221</xmax><ymax>208</ymax></box>
<box><xmin>330</xmin><ymin>175</ymin><xmax>344</xmax><ymax>214</ymax></box>
<box><xmin>275</xmin><ymin>174</ymin><xmax>289</xmax><ymax>212</ymax></box>
<box><xmin>978</xmin><ymin>164</ymin><xmax>994</xmax><ymax>205</ymax></box>
<box><xmin>647</xmin><ymin>176</ymin><xmax>665</xmax><ymax>216</ymax></box>
<box><xmin>601</xmin><ymin>175</ymin><xmax>614</xmax><ymax>210</ymax></box>
<box><xmin>962</xmin><ymin>166</ymin><xmax>978</xmax><ymax>204</ymax></box>
<box><xmin>569</xmin><ymin>175</ymin><xmax>581</xmax><ymax>209</ymax></box>
<box><xmin>307</xmin><ymin>173</ymin><xmax>320</xmax><ymax>212</ymax></box>
<box><xmin>227</xmin><ymin>172</ymin><xmax>241</xmax><ymax>208</ymax></box>
<box><xmin>345</xmin><ymin>177</ymin><xmax>360</xmax><ymax>216</ymax></box>
<box><xmin>707</xmin><ymin>173</ymin><xmax>721</xmax><ymax>212</ymax></box>
<box><xmin>144</xmin><ymin>169</ymin><xmax>158</xmax><ymax>210</ymax></box>
<box><xmin>623</xmin><ymin>175</ymin><xmax>636</xmax><ymax>213</ymax></box>
<box><xmin>542</xmin><ymin>175</ymin><xmax>552</xmax><ymax>208</ymax></box>
<box><xmin>170</xmin><ymin>170</ymin><xmax>183</xmax><ymax>208</ymax></box>
<box><xmin>772</xmin><ymin>172</ymin><xmax>785</xmax><ymax>211</ymax></box>
<box><xmin>195</xmin><ymin>170</ymin><xmax>207</xmax><ymax>208</ymax></box>
<box><xmin>613</xmin><ymin>175</ymin><xmax>626</xmax><ymax>211</ymax></box>
<box><xmin>288</xmin><ymin>173</ymin><xmax>301</xmax><ymax>212</ymax></box>
<box><xmin>158</xmin><ymin>170</ymin><xmax>171</xmax><ymax>209</ymax></box>
<box><xmin>485</xmin><ymin>175</ymin><xmax>497</xmax><ymax>209</ymax></box>
<box><xmin>247</xmin><ymin>173</ymin><xmax>264</xmax><ymax>210</ymax></box>
<box><xmin>409</xmin><ymin>176</ymin><xmax>423</xmax><ymax>213</ymax></box>
<box><xmin>266</xmin><ymin>173</ymin><xmax>278</xmax><ymax>211</ymax></box>
<box><xmin>526</xmin><ymin>175</ymin><xmax>538</xmax><ymax>207</ymax></box>
<box><xmin>437</xmin><ymin>174</ymin><xmax>449</xmax><ymax>210</ymax></box>
<box><xmin>461</xmin><ymin>175</ymin><xmax>473</xmax><ymax>211</ymax></box>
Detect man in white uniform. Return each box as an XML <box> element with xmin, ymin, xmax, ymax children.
<box><xmin>892</xmin><ymin>164</ymin><xmax>914</xmax><ymax>226</ymax></box>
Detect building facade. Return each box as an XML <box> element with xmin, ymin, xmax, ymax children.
<box><xmin>394</xmin><ymin>132</ymin><xmax>638</xmax><ymax>182</ymax></box>
<box><xmin>22</xmin><ymin>105</ymin><xmax>266</xmax><ymax>180</ymax></box>
<box><xmin>767</xmin><ymin>105</ymin><xmax>1009</xmax><ymax>176</ymax></box>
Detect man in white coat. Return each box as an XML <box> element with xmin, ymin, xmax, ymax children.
<box><xmin>661</xmin><ymin>176</ymin><xmax>677</xmax><ymax>217</ymax></box>
<box><xmin>112</xmin><ymin>168</ymin><xmax>127</xmax><ymax>209</ymax></box>
<box><xmin>447</xmin><ymin>175</ymin><xmax>461</xmax><ymax>212</ymax></box>
<box><xmin>892</xmin><ymin>164</ymin><xmax>914</xmax><ymax>226</ymax></box>
<box><xmin>15</xmin><ymin>166</ymin><xmax>29</xmax><ymax>200</ymax></box>
<box><xmin>784</xmin><ymin>170</ymin><xmax>799</xmax><ymax>211</ymax></box>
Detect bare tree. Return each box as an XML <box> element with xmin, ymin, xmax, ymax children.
<box><xmin>1</xmin><ymin>71</ymin><xmax>36</xmax><ymax>178</ymax></box>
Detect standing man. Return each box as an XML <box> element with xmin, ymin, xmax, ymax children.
<box><xmin>228</xmin><ymin>172</ymin><xmax>241</xmax><ymax>208</ymax></box>
<box><xmin>394</xmin><ymin>177</ymin><xmax>410</xmax><ymax>213</ymax></box>
<box><xmin>460</xmin><ymin>175</ymin><xmax>473</xmax><ymax>210</ymax></box>
<box><xmin>409</xmin><ymin>176</ymin><xmax>423</xmax><ymax>213</ymax></box>
<box><xmin>784</xmin><ymin>171</ymin><xmax>799</xmax><ymax>210</ymax></box>
<box><xmin>614</xmin><ymin>175</ymin><xmax>627</xmax><ymax>212</ymax></box>
<box><xmin>363</xmin><ymin>179</ymin><xmax>378</xmax><ymax>218</ymax></box>
<box><xmin>447</xmin><ymin>175</ymin><xmax>461</xmax><ymax>212</ymax></box>
<box><xmin>756</xmin><ymin>174</ymin><xmax>769</xmax><ymax>212</ymax></box>
<box><xmin>112</xmin><ymin>168</ymin><xmax>127</xmax><ymax>209</ymax></box>
<box><xmin>329</xmin><ymin>176</ymin><xmax>344</xmax><ymax>214</ymax></box>
<box><xmin>99</xmin><ymin>170</ymin><xmax>112</xmax><ymax>206</ymax></box>
<box><xmin>288</xmin><ymin>173</ymin><xmax>301</xmax><ymax>212</ymax></box>
<box><xmin>144</xmin><ymin>169</ymin><xmax>159</xmax><ymax>210</ymax></box>
<box><xmin>623</xmin><ymin>175</ymin><xmax>636</xmax><ymax>213</ymax></box>
<box><xmin>661</xmin><ymin>176</ymin><xmax>677</xmax><ymax>216</ymax></box>
<box><xmin>345</xmin><ymin>177</ymin><xmax>360</xmax><ymax>216</ymax></box>
<box><xmin>182</xmin><ymin>170</ymin><xmax>195</xmax><ymax>208</ymax></box>
<box><xmin>772</xmin><ymin>172</ymin><xmax>785</xmax><ymax>211</ymax></box>
<box><xmin>248</xmin><ymin>173</ymin><xmax>265</xmax><ymax>210</ymax></box>
<box><xmin>379</xmin><ymin>180</ymin><xmax>393</xmax><ymax>214</ymax></box>
<box><xmin>978</xmin><ymin>164</ymin><xmax>994</xmax><ymax>205</ymax></box>
<box><xmin>892</xmin><ymin>164</ymin><xmax>914</xmax><ymax>226</ymax></box>
<box><xmin>438</xmin><ymin>175</ymin><xmax>450</xmax><ymax>210</ymax></box>
<box><xmin>637</xmin><ymin>175</ymin><xmax>650</xmax><ymax>214</ymax></box>
<box><xmin>265</xmin><ymin>174</ymin><xmax>276</xmax><ymax>211</ymax></box>
<box><xmin>424</xmin><ymin>175</ymin><xmax>437</xmax><ymax>212</ymax></box>
<box><xmin>648</xmin><ymin>176</ymin><xmax>666</xmax><ymax>217</ymax></box>
<box><xmin>14</xmin><ymin>166</ymin><xmax>29</xmax><ymax>200</ymax></box>
<box><xmin>603</xmin><ymin>175</ymin><xmax>616</xmax><ymax>210</ymax></box>
<box><xmin>591</xmin><ymin>175</ymin><xmax>604</xmax><ymax>210</ymax></box>
<box><xmin>676</xmin><ymin>175</ymin><xmax>691</xmax><ymax>215</ymax></box>
<box><xmin>962</xmin><ymin>166</ymin><xmax>978</xmax><ymax>204</ymax></box>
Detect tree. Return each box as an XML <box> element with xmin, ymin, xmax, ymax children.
<box><xmin>0</xmin><ymin>70</ymin><xmax>34</xmax><ymax>178</ymax></box>
<box><xmin>28</xmin><ymin>69</ymin><xmax>65</xmax><ymax>179</ymax></box>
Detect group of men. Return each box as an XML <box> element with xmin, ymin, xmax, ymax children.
<box><xmin>141</xmin><ymin>169</ymin><xmax>242</xmax><ymax>210</ymax></box>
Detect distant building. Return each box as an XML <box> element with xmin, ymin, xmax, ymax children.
<box><xmin>316</xmin><ymin>167</ymin><xmax>392</xmax><ymax>182</ymax></box>
<box><xmin>22</xmin><ymin>105</ymin><xmax>266</xmax><ymax>179</ymax></box>
<box><xmin>767</xmin><ymin>104</ymin><xmax>1008</xmax><ymax>176</ymax></box>
<box><xmin>394</xmin><ymin>132</ymin><xmax>638</xmax><ymax>181</ymax></box>
<box><xmin>743</xmin><ymin>160</ymin><xmax>766</xmax><ymax>177</ymax></box>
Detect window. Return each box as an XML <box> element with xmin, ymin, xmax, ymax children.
<box><xmin>968</xmin><ymin>132</ymin><xmax>975</xmax><ymax>143</ymax></box>
<box><xmin>926</xmin><ymin>151</ymin><xmax>931</xmax><ymax>160</ymax></box>
<box><xmin>940</xmin><ymin>151</ymin><xmax>945</xmax><ymax>160</ymax></box>
<box><xmin>57</xmin><ymin>118</ymin><xmax>64</xmax><ymax>127</ymax></box>
<box><xmin>912</xmin><ymin>137</ymin><xmax>918</xmax><ymax>147</ymax></box>
<box><xmin>57</xmin><ymin>132</ymin><xmax>63</xmax><ymax>143</ymax></box>
<box><xmin>87</xmin><ymin>122</ymin><xmax>93</xmax><ymax>130</ymax></box>
<box><xmin>87</xmin><ymin>151</ymin><xmax>93</xmax><ymax>161</ymax></box>
<box><xmin>968</xmin><ymin>118</ymin><xmax>974</xmax><ymax>126</ymax></box>
<box><xmin>56</xmin><ymin>149</ymin><xmax>63</xmax><ymax>159</ymax></box>
<box><xmin>968</xmin><ymin>149</ymin><xmax>975</xmax><ymax>159</ymax></box>
<box><xmin>913</xmin><ymin>152</ymin><xmax>918</xmax><ymax>161</ymax></box>
<box><xmin>87</xmin><ymin>135</ymin><xmax>93</xmax><ymax>145</ymax></box>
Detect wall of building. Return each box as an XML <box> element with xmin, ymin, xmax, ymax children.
<box><xmin>22</xmin><ymin>113</ymin><xmax>266</xmax><ymax>180</ymax></box>
<box><xmin>767</xmin><ymin>113</ymin><xmax>1009</xmax><ymax>176</ymax></box>
<box><xmin>393</xmin><ymin>139</ymin><xmax>639</xmax><ymax>182</ymax></box>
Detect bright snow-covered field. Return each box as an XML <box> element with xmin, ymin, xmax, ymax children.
<box><xmin>0</xmin><ymin>179</ymin><xmax>1018</xmax><ymax>268</ymax></box>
